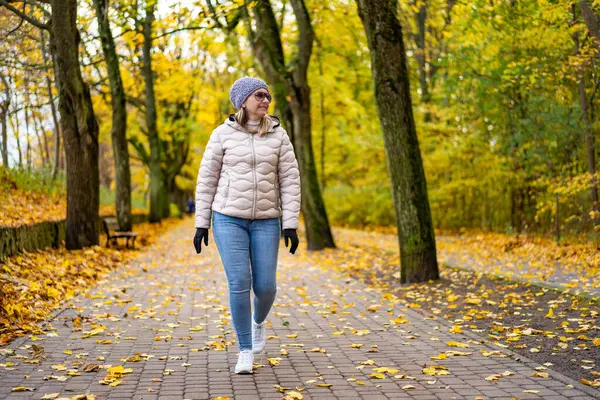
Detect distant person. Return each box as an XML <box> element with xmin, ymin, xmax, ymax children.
<box><xmin>193</xmin><ymin>77</ymin><xmax>301</xmax><ymax>374</ymax></box>
<box><xmin>186</xmin><ymin>197</ymin><xmax>195</xmax><ymax>214</ymax></box>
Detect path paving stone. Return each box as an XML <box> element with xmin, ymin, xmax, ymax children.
<box><xmin>1</xmin><ymin>221</ymin><xmax>598</xmax><ymax>399</ymax></box>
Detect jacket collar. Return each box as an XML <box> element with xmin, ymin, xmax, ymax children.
<box><xmin>226</xmin><ymin>114</ymin><xmax>281</xmax><ymax>133</ymax></box>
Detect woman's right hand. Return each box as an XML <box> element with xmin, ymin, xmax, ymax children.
<box><xmin>193</xmin><ymin>228</ymin><xmax>209</xmax><ymax>254</ymax></box>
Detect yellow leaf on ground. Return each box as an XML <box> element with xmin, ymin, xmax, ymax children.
<box><xmin>447</xmin><ymin>341</ymin><xmax>469</xmax><ymax>348</ymax></box>
<box><xmin>422</xmin><ymin>366</ymin><xmax>450</xmax><ymax>376</ymax></box>
<box><xmin>391</xmin><ymin>316</ymin><xmax>409</xmax><ymax>324</ymax></box>
<box><xmin>267</xmin><ymin>358</ymin><xmax>281</xmax><ymax>366</ymax></box>
<box><xmin>580</xmin><ymin>378</ymin><xmax>600</xmax><ymax>387</ymax></box>
<box><xmin>282</xmin><ymin>391</ymin><xmax>304</xmax><ymax>400</ymax></box>
<box><xmin>373</xmin><ymin>367</ymin><xmax>399</xmax><ymax>375</ymax></box>
<box><xmin>107</xmin><ymin>365</ymin><xmax>132</xmax><ymax>376</ymax></box>
<box><xmin>11</xmin><ymin>386</ymin><xmax>33</xmax><ymax>392</ymax></box>
<box><xmin>450</xmin><ymin>325</ymin><xmax>463</xmax><ymax>334</ymax></box>
<box><xmin>532</xmin><ymin>372</ymin><xmax>549</xmax><ymax>378</ymax></box>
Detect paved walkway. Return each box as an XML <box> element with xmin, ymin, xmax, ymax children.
<box><xmin>1</xmin><ymin>222</ymin><xmax>598</xmax><ymax>400</ymax></box>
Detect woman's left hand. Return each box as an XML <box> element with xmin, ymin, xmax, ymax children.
<box><xmin>283</xmin><ymin>229</ymin><xmax>299</xmax><ymax>254</ymax></box>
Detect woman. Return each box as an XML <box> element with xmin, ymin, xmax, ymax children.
<box><xmin>193</xmin><ymin>77</ymin><xmax>301</xmax><ymax>374</ymax></box>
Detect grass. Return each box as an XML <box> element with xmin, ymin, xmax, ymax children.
<box><xmin>0</xmin><ymin>166</ymin><xmax>65</xmax><ymax>197</ymax></box>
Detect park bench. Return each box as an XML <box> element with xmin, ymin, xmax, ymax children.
<box><xmin>102</xmin><ymin>217</ymin><xmax>139</xmax><ymax>249</ymax></box>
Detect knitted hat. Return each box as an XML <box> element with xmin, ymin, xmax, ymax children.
<box><xmin>229</xmin><ymin>77</ymin><xmax>270</xmax><ymax>110</ymax></box>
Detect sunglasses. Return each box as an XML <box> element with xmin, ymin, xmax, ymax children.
<box><xmin>254</xmin><ymin>92</ymin><xmax>272</xmax><ymax>102</ymax></box>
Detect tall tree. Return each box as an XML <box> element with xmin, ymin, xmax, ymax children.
<box><xmin>0</xmin><ymin>0</ymin><xmax>100</xmax><ymax>249</ymax></box>
<box><xmin>242</xmin><ymin>0</ymin><xmax>336</xmax><ymax>250</ymax></box>
<box><xmin>575</xmin><ymin>1</ymin><xmax>599</xmax><ymax>221</ymax></box>
<box><xmin>355</xmin><ymin>0</ymin><xmax>439</xmax><ymax>283</ymax></box>
<box><xmin>142</xmin><ymin>1</ymin><xmax>169</xmax><ymax>222</ymax></box>
<box><xmin>40</xmin><ymin>30</ymin><xmax>62</xmax><ymax>180</ymax></box>
<box><xmin>51</xmin><ymin>0</ymin><xmax>100</xmax><ymax>248</ymax></box>
<box><xmin>32</xmin><ymin>110</ymin><xmax>48</xmax><ymax>166</ymax></box>
<box><xmin>93</xmin><ymin>0</ymin><xmax>133</xmax><ymax>231</ymax></box>
<box><xmin>24</xmin><ymin>91</ymin><xmax>32</xmax><ymax>170</ymax></box>
<box><xmin>0</xmin><ymin>72</ymin><xmax>9</xmax><ymax>167</ymax></box>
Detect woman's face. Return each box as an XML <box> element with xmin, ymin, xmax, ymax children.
<box><xmin>243</xmin><ymin>89</ymin><xmax>272</xmax><ymax>120</ymax></box>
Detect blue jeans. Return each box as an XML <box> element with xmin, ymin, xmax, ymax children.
<box><xmin>212</xmin><ymin>211</ymin><xmax>281</xmax><ymax>351</ymax></box>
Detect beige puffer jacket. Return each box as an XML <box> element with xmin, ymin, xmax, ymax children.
<box><xmin>195</xmin><ymin>115</ymin><xmax>301</xmax><ymax>230</ymax></box>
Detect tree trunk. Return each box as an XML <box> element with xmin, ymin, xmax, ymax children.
<box><xmin>50</xmin><ymin>0</ymin><xmax>100</xmax><ymax>249</ymax></box>
<box><xmin>414</xmin><ymin>2</ymin><xmax>432</xmax><ymax>122</ymax></box>
<box><xmin>38</xmin><ymin>111</ymin><xmax>51</xmax><ymax>166</ymax></box>
<box><xmin>10</xmin><ymin>112</ymin><xmax>23</xmax><ymax>168</ymax></box>
<box><xmin>33</xmin><ymin>111</ymin><xmax>47</xmax><ymax>167</ymax></box>
<box><xmin>24</xmin><ymin>102</ymin><xmax>32</xmax><ymax>171</ymax></box>
<box><xmin>575</xmin><ymin>3</ymin><xmax>599</xmax><ymax>221</ymax></box>
<box><xmin>290</xmin><ymin>80</ymin><xmax>334</xmax><ymax>250</ymax></box>
<box><xmin>317</xmin><ymin>46</ymin><xmax>326</xmax><ymax>191</ymax></box>
<box><xmin>93</xmin><ymin>0</ymin><xmax>132</xmax><ymax>231</ymax></box>
<box><xmin>24</xmin><ymin>76</ymin><xmax>34</xmax><ymax>170</ymax></box>
<box><xmin>142</xmin><ymin>2</ymin><xmax>168</xmax><ymax>223</ymax></box>
<box><xmin>41</xmin><ymin>31</ymin><xmax>62</xmax><ymax>180</ymax></box>
<box><xmin>0</xmin><ymin>73</ymin><xmax>9</xmax><ymax>168</ymax></box>
<box><xmin>245</xmin><ymin>0</ymin><xmax>335</xmax><ymax>250</ymax></box>
<box><xmin>510</xmin><ymin>187</ymin><xmax>524</xmax><ymax>234</ymax></box>
<box><xmin>355</xmin><ymin>0</ymin><xmax>439</xmax><ymax>283</ymax></box>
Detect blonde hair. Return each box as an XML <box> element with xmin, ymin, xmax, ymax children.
<box><xmin>234</xmin><ymin>107</ymin><xmax>272</xmax><ymax>137</ymax></box>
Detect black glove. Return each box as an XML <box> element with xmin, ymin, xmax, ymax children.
<box><xmin>283</xmin><ymin>229</ymin><xmax>299</xmax><ymax>254</ymax></box>
<box><xmin>193</xmin><ymin>228</ymin><xmax>209</xmax><ymax>254</ymax></box>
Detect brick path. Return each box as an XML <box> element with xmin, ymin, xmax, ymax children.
<box><xmin>1</xmin><ymin>221</ymin><xmax>598</xmax><ymax>400</ymax></box>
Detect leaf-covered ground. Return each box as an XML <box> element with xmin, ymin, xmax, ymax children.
<box><xmin>0</xmin><ymin>185</ymin><xmax>65</xmax><ymax>227</ymax></box>
<box><xmin>305</xmin><ymin>227</ymin><xmax>600</xmax><ymax>387</ymax></box>
<box><xmin>0</xmin><ymin>218</ymin><xmax>182</xmax><ymax>346</ymax></box>
<box><xmin>0</xmin><ymin>174</ymin><xmax>145</xmax><ymax>228</ymax></box>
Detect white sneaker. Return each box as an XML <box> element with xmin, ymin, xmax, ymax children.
<box><xmin>234</xmin><ymin>350</ymin><xmax>254</xmax><ymax>374</ymax></box>
<box><xmin>252</xmin><ymin>319</ymin><xmax>266</xmax><ymax>354</ymax></box>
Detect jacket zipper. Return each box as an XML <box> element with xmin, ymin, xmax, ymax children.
<box><xmin>251</xmin><ymin>134</ymin><xmax>256</xmax><ymax>219</ymax></box>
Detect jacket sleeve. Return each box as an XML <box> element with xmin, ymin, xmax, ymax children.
<box><xmin>278</xmin><ymin>130</ymin><xmax>301</xmax><ymax>230</ymax></box>
<box><xmin>195</xmin><ymin>129</ymin><xmax>223</xmax><ymax>229</ymax></box>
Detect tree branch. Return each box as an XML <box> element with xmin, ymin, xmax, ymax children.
<box><xmin>153</xmin><ymin>25</ymin><xmax>215</xmax><ymax>40</ymax></box>
<box><xmin>288</xmin><ymin>0</ymin><xmax>314</xmax><ymax>79</ymax></box>
<box><xmin>4</xmin><ymin>0</ymin><xmax>25</xmax><ymax>37</ymax></box>
<box><xmin>206</xmin><ymin>0</ymin><xmax>224</xmax><ymax>30</ymax></box>
<box><xmin>6</xmin><ymin>100</ymin><xmax>54</xmax><ymax>115</ymax></box>
<box><xmin>0</xmin><ymin>0</ymin><xmax>50</xmax><ymax>30</ymax></box>
<box><xmin>206</xmin><ymin>0</ymin><xmax>243</xmax><ymax>32</ymax></box>
<box><xmin>129</xmin><ymin>137</ymin><xmax>150</xmax><ymax>165</ymax></box>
